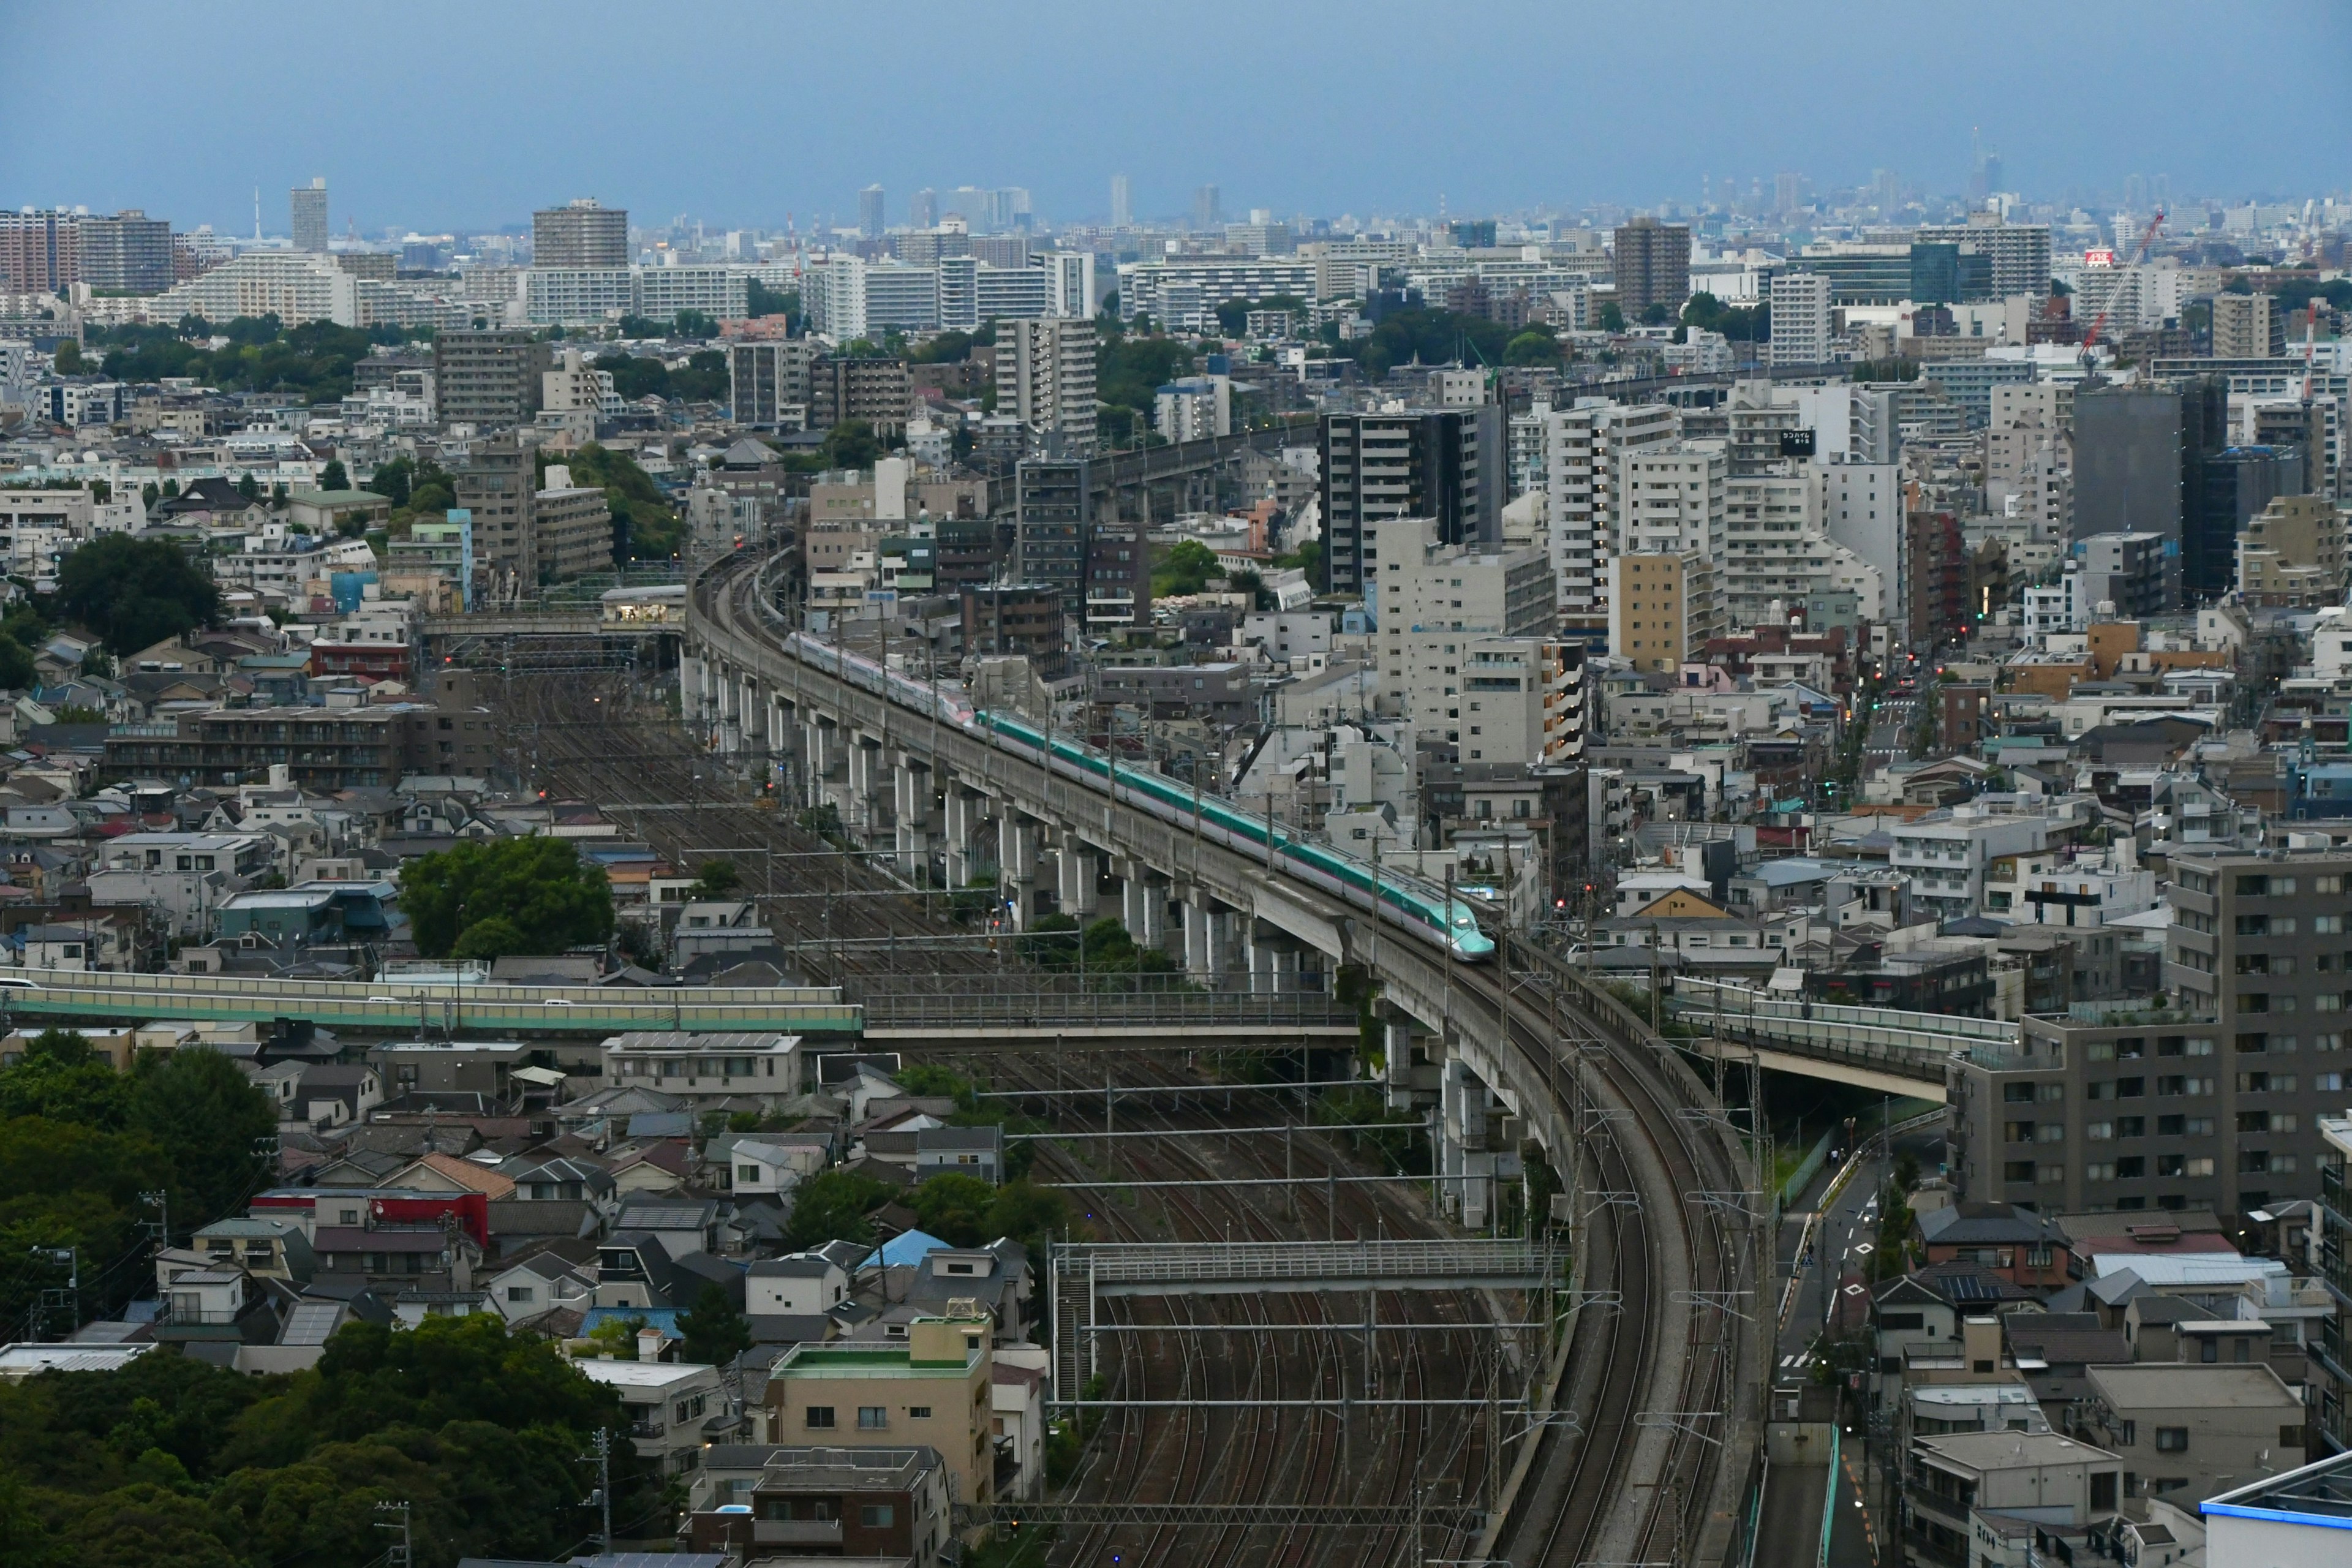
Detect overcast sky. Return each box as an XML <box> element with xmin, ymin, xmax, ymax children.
<box><xmin>17</xmin><ymin>0</ymin><xmax>2350</xmax><ymax>236</ymax></box>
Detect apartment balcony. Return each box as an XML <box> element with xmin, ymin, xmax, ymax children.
<box><xmin>753</xmin><ymin>1520</ymin><xmax>844</xmax><ymax>1547</ymax></box>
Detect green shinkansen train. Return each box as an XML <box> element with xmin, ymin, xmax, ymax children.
<box><xmin>784</xmin><ymin>630</ymin><xmax>1497</xmax><ymax>962</ymax></box>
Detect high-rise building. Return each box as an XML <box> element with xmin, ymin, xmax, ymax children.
<box><xmin>1610</xmin><ymin>216</ymin><xmax>1691</xmax><ymax>320</ymax></box>
<box><xmin>1774</xmin><ymin>172</ymin><xmax>1802</xmax><ymax>214</ymax></box>
<box><xmin>859</xmin><ymin>184</ymin><xmax>886</xmax><ymax>239</ymax></box>
<box><xmin>728</xmin><ymin>341</ymin><xmax>818</xmax><ymax>429</ymax></box>
<box><xmin>432</xmin><ymin>328</ymin><xmax>554</xmax><ymax>431</ymax></box>
<box><xmin>0</xmin><ymin>211</ymin><xmax>78</xmax><ymax>292</ymax></box>
<box><xmin>290</xmin><ymin>179</ymin><xmax>329</xmax><ymax>253</ymax></box>
<box><xmin>994</xmin><ymin>318</ymin><xmax>1098</xmax><ymax>453</ymax></box>
<box><xmin>1539</xmin><ymin>401</ymin><xmax>1679</xmax><ymax>623</ymax></box>
<box><xmin>1317</xmin><ymin>407</ymin><xmax>1504</xmax><ymax>603</ymax></box>
<box><xmin>1110</xmin><ymin>175</ymin><xmax>1132</xmax><ymax>229</ymax></box>
<box><xmin>1012</xmin><ymin>456</ymin><xmax>1088</xmax><ymax>610</ymax></box>
<box><xmin>75</xmin><ymin>210</ymin><xmax>173</xmax><ymax>294</ymax></box>
<box><xmin>2211</xmin><ymin>293</ymin><xmax>2283</xmax><ymax>359</ymax></box>
<box><xmin>1191</xmin><ymin>185</ymin><xmax>1222</xmax><ymax>232</ymax></box>
<box><xmin>1956</xmin><ymin>845</ymin><xmax>2352</xmax><ymax>1218</ymax></box>
<box><xmin>1768</xmin><ymin>271</ymin><xmax>1832</xmax><ymax>366</ymax></box>
<box><xmin>451</xmin><ymin>435</ymin><xmax>535</xmax><ymax>597</ymax></box>
<box><xmin>910</xmin><ymin>188</ymin><xmax>938</xmax><ymax>228</ymax></box>
<box><xmin>1607</xmin><ymin>551</ymin><xmax>1723</xmax><ymax>674</ymax></box>
<box><xmin>1915</xmin><ymin>214</ymin><xmax>2051</xmax><ymax>299</ymax></box>
<box><xmin>1039</xmin><ymin>251</ymin><xmax>1096</xmax><ymax>320</ymax></box>
<box><xmin>1372</xmin><ymin>514</ymin><xmax>1563</xmax><ymax>760</ymax></box>
<box><xmin>532</xmin><ymin>199</ymin><xmax>628</xmax><ymax>270</ymax></box>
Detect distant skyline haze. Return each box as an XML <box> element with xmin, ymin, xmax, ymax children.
<box><xmin>13</xmin><ymin>0</ymin><xmax>2350</xmax><ymax>235</ymax></box>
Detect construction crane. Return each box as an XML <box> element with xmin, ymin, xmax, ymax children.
<box><xmin>2078</xmin><ymin>208</ymin><xmax>2167</xmax><ymax>374</ymax></box>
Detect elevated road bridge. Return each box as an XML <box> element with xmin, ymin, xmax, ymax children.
<box><xmin>1668</xmin><ymin>978</ymin><xmax>2007</xmax><ymax>1100</ymax></box>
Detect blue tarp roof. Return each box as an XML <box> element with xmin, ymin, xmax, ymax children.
<box><xmin>862</xmin><ymin>1229</ymin><xmax>949</xmax><ymax>1269</ymax></box>
<box><xmin>627</xmin><ymin>1112</ymin><xmax>695</xmax><ymax>1139</ymax></box>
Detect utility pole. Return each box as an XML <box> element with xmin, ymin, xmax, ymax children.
<box><xmin>374</xmin><ymin>1501</ymin><xmax>412</xmax><ymax>1568</ymax></box>
<box><xmin>28</xmin><ymin>1246</ymin><xmax>77</xmax><ymax>1340</ymax></box>
<box><xmin>139</xmin><ymin>1189</ymin><xmax>170</xmax><ymax>1254</ymax></box>
<box><xmin>579</xmin><ymin>1429</ymin><xmax>613</xmax><ymax>1555</ymax></box>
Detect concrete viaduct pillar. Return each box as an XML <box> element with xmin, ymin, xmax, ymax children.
<box><xmin>893</xmin><ymin>758</ymin><xmax>932</xmax><ymax>870</ymax></box>
<box><xmin>998</xmin><ymin>814</ymin><xmax>1038</xmax><ymax>930</ymax></box>
<box><xmin>1055</xmin><ymin>837</ymin><xmax>1099</xmax><ymax>921</ymax></box>
<box><xmin>943</xmin><ymin>789</ymin><xmax>982</xmax><ymax>889</ymax></box>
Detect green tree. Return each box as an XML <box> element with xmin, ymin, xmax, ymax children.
<box><xmin>1594</xmin><ymin>300</ymin><xmax>1627</xmax><ymax>332</ymax></box>
<box><xmin>1152</xmin><ymin>538</ymin><xmax>1221</xmax><ymax>598</ymax></box>
<box><xmin>448</xmin><ymin>916</ymin><xmax>530</xmax><ymax>962</ymax></box>
<box><xmin>986</xmin><ymin>1179</ymin><xmax>1076</xmax><ymax>1254</ymax></box>
<box><xmin>53</xmin><ymin>535</ymin><xmax>221</xmax><ymax>655</ymax></box>
<box><xmin>1502</xmin><ymin>328</ymin><xmax>1562</xmax><ymax>366</ymax></box>
<box><xmin>316</xmin><ymin>459</ymin><xmax>349</xmax><ymax>492</ymax></box>
<box><xmin>0</xmin><ymin>633</ymin><xmax>33</xmax><ymax>691</ymax></box>
<box><xmin>235</xmin><ymin>472</ymin><xmax>260</xmax><ymax>503</ymax></box>
<box><xmin>673</xmin><ymin>309</ymin><xmax>718</xmax><ymax>339</ymax></box>
<box><xmin>821</xmin><ymin>419</ymin><xmax>881</xmax><ymax>470</ymax></box>
<box><xmin>910</xmin><ymin>1173</ymin><xmax>995</xmax><ymax>1247</ymax></box>
<box><xmin>745</xmin><ymin>279</ymin><xmax>799</xmax><ymax>323</ymax></box>
<box><xmin>366</xmin><ymin>456</ymin><xmax>412</xmax><ymax>508</ymax></box>
<box><xmin>55</xmin><ymin>341</ymin><xmax>86</xmax><ymax>373</ymax></box>
<box><xmin>690</xmin><ymin>859</ymin><xmax>741</xmax><ymax>896</ymax></box>
<box><xmin>782</xmin><ymin>1170</ymin><xmax>892</xmax><ymax>1250</ymax></box>
<box><xmin>129</xmin><ymin>1046</ymin><xmax>276</xmax><ymax>1228</ymax></box>
<box><xmin>396</xmin><ymin>837</ymin><xmax>614</xmax><ymax>959</ymax></box>
<box><xmin>533</xmin><ymin>442</ymin><xmax>674</xmax><ymax>563</ymax></box>
<box><xmin>678</xmin><ymin>1281</ymin><xmax>752</xmax><ymax>1365</ymax></box>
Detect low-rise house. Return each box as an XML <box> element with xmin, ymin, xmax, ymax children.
<box><xmin>1902</xmin><ymin>1430</ymin><xmax>2122</xmax><ymax>1568</ymax></box>
<box><xmin>486</xmin><ymin>1246</ymin><xmax>597</xmax><ymax>1325</ymax></box>
<box><xmin>575</xmin><ymin>1357</ymin><xmax>728</xmax><ymax>1475</ymax></box>
<box><xmin>600</xmin><ymin>1030</ymin><xmax>802</xmax><ymax>1109</ymax></box>
<box><xmin>721</xmin><ymin>1133</ymin><xmax>834</xmax><ymax>1197</ymax></box>
<box><xmin>190</xmin><ymin>1218</ymin><xmax>314</xmax><ymax>1284</ymax></box>
<box><xmin>763</xmin><ymin>1308</ymin><xmax>1000</xmax><ymax>1509</ymax></box>
<box><xmin>2070</xmin><ymin>1362</ymin><xmax>2307</xmax><ymax>1506</ymax></box>
<box><xmin>684</xmin><ymin>1444</ymin><xmax>953</xmax><ymax>1568</ymax></box>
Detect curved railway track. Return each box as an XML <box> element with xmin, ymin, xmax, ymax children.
<box><xmin>676</xmin><ymin>548</ymin><xmax>1760</xmax><ymax>1561</ymax></box>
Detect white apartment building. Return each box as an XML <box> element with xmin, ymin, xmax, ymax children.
<box><xmin>804</xmin><ymin>257</ymin><xmax>943</xmax><ymax>339</ymax></box>
<box><xmin>541</xmin><ymin>349</ymin><xmax>620</xmax><ymax>423</ymax></box>
<box><xmin>1782</xmin><ymin>383</ymin><xmax>1900</xmax><ymax>462</ymax></box>
<box><xmin>1540</xmin><ymin>400</ymin><xmax>1679</xmax><ymax>619</ymax></box>
<box><xmin>1768</xmin><ymin>271</ymin><xmax>1833</xmax><ymax>367</ymax></box>
<box><xmin>1371</xmin><ymin>515</ymin><xmax>1554</xmax><ymax>727</ymax></box>
<box><xmin>1039</xmin><ymin>251</ymin><xmax>1096</xmax><ymax>319</ymax></box>
<box><xmin>1890</xmin><ymin>801</ymin><xmax>2083</xmax><ymax>922</ymax></box>
<box><xmin>1398</xmin><ymin>635</ymin><xmax>1580</xmax><ymax>766</ymax></box>
<box><xmin>1621</xmin><ymin>441</ymin><xmax>1727</xmax><ymax>561</ymax></box>
<box><xmin>631</xmin><ymin>265</ymin><xmax>748</xmax><ymax>323</ymax></box>
<box><xmin>1153</xmin><ymin>375</ymin><xmax>1230</xmax><ymax>442</ymax></box>
<box><xmin>153</xmin><ymin>251</ymin><xmax>359</xmax><ymax>329</ymax></box>
<box><xmin>1721</xmin><ymin>468</ymin><xmax>1882</xmax><ymax>625</ymax></box>
<box><xmin>995</xmin><ymin>318</ymin><xmax>1097</xmax><ymax>451</ymax></box>
<box><xmin>1115</xmin><ymin>258</ymin><xmax>1317</xmax><ymax>322</ymax></box>
<box><xmin>1822</xmin><ymin>458</ymin><xmax>1905</xmax><ymax>642</ymax></box>
<box><xmin>522</xmin><ymin>268</ymin><xmax>633</xmax><ymax>325</ymax></box>
<box><xmin>971</xmin><ymin>260</ymin><xmax>1048</xmax><ymax>323</ymax></box>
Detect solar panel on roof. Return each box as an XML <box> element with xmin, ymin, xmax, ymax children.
<box><xmin>280</xmin><ymin>1302</ymin><xmax>345</xmax><ymax>1347</ymax></box>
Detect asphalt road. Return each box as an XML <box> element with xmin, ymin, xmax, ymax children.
<box><xmin>1773</xmin><ymin>1125</ymin><xmax>1946</xmax><ymax>1568</ymax></box>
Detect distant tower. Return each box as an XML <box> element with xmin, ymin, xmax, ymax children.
<box><xmin>910</xmin><ymin>187</ymin><xmax>938</xmax><ymax>228</ymax></box>
<box><xmin>1191</xmin><ymin>184</ymin><xmax>1221</xmax><ymax>232</ymax></box>
<box><xmin>858</xmin><ymin>184</ymin><xmax>886</xmax><ymax>238</ymax></box>
<box><xmin>290</xmin><ymin>178</ymin><xmax>328</xmax><ymax>252</ymax></box>
<box><xmin>1110</xmin><ymin>173</ymin><xmax>1132</xmax><ymax>228</ymax></box>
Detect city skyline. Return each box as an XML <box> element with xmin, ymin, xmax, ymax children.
<box><xmin>17</xmin><ymin>0</ymin><xmax>2350</xmax><ymax>237</ymax></box>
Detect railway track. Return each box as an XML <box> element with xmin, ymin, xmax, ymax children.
<box><xmin>983</xmin><ymin>1054</ymin><xmax>1506</xmax><ymax>1568</ymax></box>
<box><xmin>677</xmin><ymin>546</ymin><xmax>1761</xmax><ymax>1561</ymax></box>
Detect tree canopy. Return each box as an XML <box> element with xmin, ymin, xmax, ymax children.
<box><xmin>55</xmin><ymin>535</ymin><xmax>221</xmax><ymax>655</ymax></box>
<box><xmin>89</xmin><ymin>317</ymin><xmax>420</xmax><ymax>402</ymax></box>
<box><xmin>677</xmin><ymin>1282</ymin><xmax>752</xmax><ymax>1366</ymax></box>
<box><xmin>1151</xmin><ymin>539</ymin><xmax>1221</xmax><ymax>598</ymax></box>
<box><xmin>534</xmin><ymin>442</ymin><xmax>676</xmax><ymax>564</ymax></box>
<box><xmin>782</xmin><ymin>1170</ymin><xmax>894</xmax><ymax>1251</ymax></box>
<box><xmin>0</xmin><ymin>1314</ymin><xmax>654</xmax><ymax>1568</ymax></box>
<box><xmin>396</xmin><ymin>837</ymin><xmax>614</xmax><ymax>960</ymax></box>
<box><xmin>0</xmin><ymin>1037</ymin><xmax>273</xmax><ymax>1332</ymax></box>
